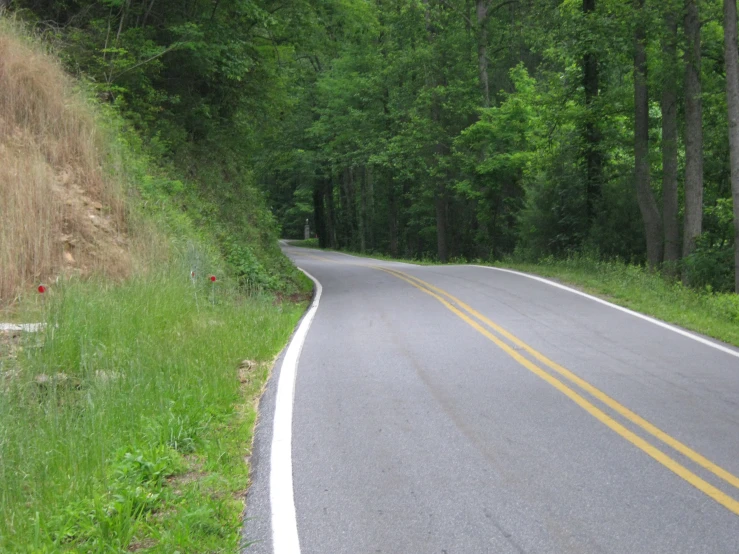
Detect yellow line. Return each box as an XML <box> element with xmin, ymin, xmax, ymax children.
<box><xmin>390</xmin><ymin>270</ymin><xmax>739</xmax><ymax>488</ymax></box>
<box><xmin>301</xmin><ymin>253</ymin><xmax>338</xmax><ymax>263</ymax></box>
<box><xmin>383</xmin><ymin>267</ymin><xmax>739</xmax><ymax>493</ymax></box>
<box><xmin>378</xmin><ymin>267</ymin><xmax>739</xmax><ymax>516</ymax></box>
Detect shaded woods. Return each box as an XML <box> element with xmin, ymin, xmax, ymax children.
<box><xmin>262</xmin><ymin>0</ymin><xmax>739</xmax><ymax>293</ymax></box>
<box><xmin>11</xmin><ymin>0</ymin><xmax>739</xmax><ymax>292</ymax></box>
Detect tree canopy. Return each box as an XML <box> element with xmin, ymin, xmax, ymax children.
<box><xmin>12</xmin><ymin>0</ymin><xmax>739</xmax><ymax>292</ymax></box>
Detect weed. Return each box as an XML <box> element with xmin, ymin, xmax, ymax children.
<box><xmin>0</xmin><ymin>266</ymin><xmax>304</xmax><ymax>551</ymax></box>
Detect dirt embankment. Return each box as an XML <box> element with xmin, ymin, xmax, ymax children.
<box><xmin>0</xmin><ymin>26</ymin><xmax>130</xmax><ymax>304</ymax></box>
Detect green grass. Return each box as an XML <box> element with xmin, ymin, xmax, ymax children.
<box><xmin>0</xmin><ymin>264</ymin><xmax>305</xmax><ymax>552</ymax></box>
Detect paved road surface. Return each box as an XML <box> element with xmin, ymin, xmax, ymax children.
<box><xmin>243</xmin><ymin>245</ymin><xmax>739</xmax><ymax>553</ymax></box>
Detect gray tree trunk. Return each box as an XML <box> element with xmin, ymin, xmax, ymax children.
<box><xmin>388</xmin><ymin>179</ymin><xmax>399</xmax><ymax>257</ymax></box>
<box><xmin>366</xmin><ymin>165</ymin><xmax>375</xmax><ymax>250</ymax></box>
<box><xmin>583</xmin><ymin>0</ymin><xmax>603</xmax><ymax>224</ymax></box>
<box><xmin>723</xmin><ymin>0</ymin><xmax>739</xmax><ymax>292</ymax></box>
<box><xmin>313</xmin><ymin>182</ymin><xmax>327</xmax><ymax>247</ymax></box>
<box><xmin>435</xmin><ymin>186</ymin><xmax>449</xmax><ymax>263</ymax></box>
<box><xmin>662</xmin><ymin>12</ymin><xmax>680</xmax><ymax>271</ymax></box>
<box><xmin>634</xmin><ymin>0</ymin><xmax>664</xmax><ymax>267</ymax></box>
<box><xmin>359</xmin><ymin>166</ymin><xmax>367</xmax><ymax>253</ymax></box>
<box><xmin>476</xmin><ymin>0</ymin><xmax>490</xmax><ymax>107</ymax></box>
<box><xmin>424</xmin><ymin>0</ymin><xmax>450</xmax><ymax>263</ymax></box>
<box><xmin>683</xmin><ymin>0</ymin><xmax>704</xmax><ymax>262</ymax></box>
<box><xmin>327</xmin><ymin>177</ymin><xmax>338</xmax><ymax>248</ymax></box>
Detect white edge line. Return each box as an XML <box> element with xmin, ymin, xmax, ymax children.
<box><xmin>472</xmin><ymin>265</ymin><xmax>739</xmax><ymax>360</ymax></box>
<box><xmin>270</xmin><ymin>268</ymin><xmax>322</xmax><ymax>554</ymax></box>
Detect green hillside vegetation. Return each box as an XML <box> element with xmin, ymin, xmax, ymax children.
<box><xmin>0</xmin><ymin>17</ymin><xmax>308</xmax><ymax>552</ymax></box>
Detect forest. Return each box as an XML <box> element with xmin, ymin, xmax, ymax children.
<box><xmin>9</xmin><ymin>0</ymin><xmax>739</xmax><ymax>293</ymax></box>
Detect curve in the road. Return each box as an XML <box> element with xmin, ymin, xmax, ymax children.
<box><xmin>379</xmin><ymin>267</ymin><xmax>739</xmax><ymax>515</ymax></box>
<box><xmin>384</xmin><ymin>268</ymin><xmax>739</xmax><ymax>490</ymax></box>
<box><xmin>245</xmin><ymin>246</ymin><xmax>739</xmax><ymax>553</ymax></box>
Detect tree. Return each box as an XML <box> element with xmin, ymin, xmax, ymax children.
<box><xmin>634</xmin><ymin>0</ymin><xmax>663</xmax><ymax>267</ymax></box>
<box><xmin>683</xmin><ymin>0</ymin><xmax>704</xmax><ymax>262</ymax></box>
<box><xmin>662</xmin><ymin>8</ymin><xmax>680</xmax><ymax>269</ymax></box>
<box><xmin>583</xmin><ymin>0</ymin><xmax>603</xmax><ymax>224</ymax></box>
<box><xmin>723</xmin><ymin>0</ymin><xmax>739</xmax><ymax>291</ymax></box>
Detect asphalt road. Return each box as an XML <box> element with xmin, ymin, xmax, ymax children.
<box><xmin>243</xmin><ymin>245</ymin><xmax>739</xmax><ymax>554</ymax></box>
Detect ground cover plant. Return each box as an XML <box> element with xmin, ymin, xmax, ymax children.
<box><xmin>0</xmin><ymin>268</ymin><xmax>305</xmax><ymax>552</ymax></box>
<box><xmin>0</xmin><ymin>17</ymin><xmax>310</xmax><ymax>552</ymax></box>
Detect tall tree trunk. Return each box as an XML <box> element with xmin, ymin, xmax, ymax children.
<box><xmin>634</xmin><ymin>0</ymin><xmax>663</xmax><ymax>267</ymax></box>
<box><xmin>389</xmin><ymin>179</ymin><xmax>399</xmax><ymax>257</ymax></box>
<box><xmin>340</xmin><ymin>167</ymin><xmax>356</xmax><ymax>248</ymax></box>
<box><xmin>366</xmin><ymin>165</ymin><xmax>375</xmax><ymax>250</ymax></box>
<box><xmin>662</xmin><ymin>12</ymin><xmax>680</xmax><ymax>271</ymax></box>
<box><xmin>476</xmin><ymin>0</ymin><xmax>490</xmax><ymax>107</ymax></box>
<box><xmin>683</xmin><ymin>0</ymin><xmax>704</xmax><ymax>261</ymax></box>
<box><xmin>436</xmin><ymin>186</ymin><xmax>449</xmax><ymax>262</ymax></box>
<box><xmin>326</xmin><ymin>177</ymin><xmax>338</xmax><ymax>248</ymax></box>
<box><xmin>723</xmin><ymin>0</ymin><xmax>739</xmax><ymax>292</ymax></box>
<box><xmin>583</xmin><ymin>0</ymin><xmax>603</xmax><ymax>223</ymax></box>
<box><xmin>359</xmin><ymin>166</ymin><xmax>367</xmax><ymax>253</ymax></box>
<box><xmin>313</xmin><ymin>181</ymin><xmax>327</xmax><ymax>248</ymax></box>
<box><xmin>424</xmin><ymin>0</ymin><xmax>450</xmax><ymax>262</ymax></box>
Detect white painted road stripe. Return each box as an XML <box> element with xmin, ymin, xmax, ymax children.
<box><xmin>475</xmin><ymin>266</ymin><xmax>739</xmax><ymax>360</ymax></box>
<box><xmin>270</xmin><ymin>269</ymin><xmax>322</xmax><ymax>554</ymax></box>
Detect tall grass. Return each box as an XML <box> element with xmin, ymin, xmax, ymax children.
<box><xmin>0</xmin><ymin>265</ymin><xmax>303</xmax><ymax>551</ymax></box>
<box><xmin>0</xmin><ymin>20</ymin><xmax>128</xmax><ymax>303</ymax></box>
<box><xmin>0</xmin><ymin>14</ymin><xmax>309</xmax><ymax>552</ymax></box>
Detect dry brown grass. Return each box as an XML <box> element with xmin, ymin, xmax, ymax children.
<box><xmin>0</xmin><ymin>20</ymin><xmax>130</xmax><ymax>304</ymax></box>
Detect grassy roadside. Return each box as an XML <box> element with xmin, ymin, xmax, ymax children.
<box><xmin>0</xmin><ymin>267</ymin><xmax>307</xmax><ymax>552</ymax></box>
<box><xmin>0</xmin><ymin>18</ymin><xmax>313</xmax><ymax>553</ymax></box>
<box><xmin>287</xmin><ymin>241</ymin><xmax>739</xmax><ymax>348</ymax></box>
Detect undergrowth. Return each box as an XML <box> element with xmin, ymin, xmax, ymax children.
<box><xmin>0</xmin><ymin>264</ymin><xmax>305</xmax><ymax>552</ymax></box>
<box><xmin>0</xmin><ymin>20</ymin><xmax>311</xmax><ymax>552</ymax></box>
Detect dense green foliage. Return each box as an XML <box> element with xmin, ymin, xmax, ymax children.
<box><xmin>11</xmin><ymin>0</ymin><xmax>327</xmax><ymax>292</ymax></box>
<box><xmin>259</xmin><ymin>0</ymin><xmax>739</xmax><ymax>293</ymax></box>
<box><xmin>12</xmin><ymin>0</ymin><xmax>739</xmax><ymax>292</ymax></box>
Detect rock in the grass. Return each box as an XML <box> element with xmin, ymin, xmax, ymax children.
<box><xmin>238</xmin><ymin>360</ymin><xmax>257</xmax><ymax>384</ymax></box>
<box><xmin>34</xmin><ymin>372</ymin><xmax>81</xmax><ymax>390</ymax></box>
<box><xmin>94</xmin><ymin>370</ymin><xmax>121</xmax><ymax>383</ymax></box>
<box><xmin>34</xmin><ymin>373</ymin><xmax>51</xmax><ymax>385</ymax></box>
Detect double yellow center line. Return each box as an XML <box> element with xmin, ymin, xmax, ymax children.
<box><xmin>377</xmin><ymin>266</ymin><xmax>739</xmax><ymax>516</ymax></box>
